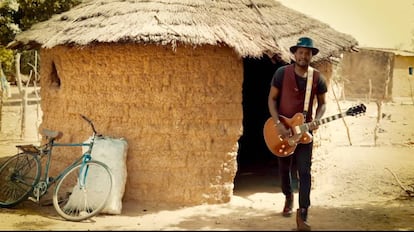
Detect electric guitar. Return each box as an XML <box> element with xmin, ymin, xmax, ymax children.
<box><xmin>263</xmin><ymin>104</ymin><xmax>366</xmax><ymax>157</ymax></box>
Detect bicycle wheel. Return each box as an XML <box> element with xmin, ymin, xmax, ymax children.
<box><xmin>53</xmin><ymin>160</ymin><xmax>113</xmax><ymax>221</ymax></box>
<box><xmin>0</xmin><ymin>152</ymin><xmax>41</xmax><ymax>207</ymax></box>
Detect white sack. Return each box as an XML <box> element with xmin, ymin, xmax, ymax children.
<box><xmin>82</xmin><ymin>136</ymin><xmax>128</xmax><ymax>214</ymax></box>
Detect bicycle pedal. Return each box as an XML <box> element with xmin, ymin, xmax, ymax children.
<box><xmin>28</xmin><ymin>196</ymin><xmax>38</xmax><ymax>203</ymax></box>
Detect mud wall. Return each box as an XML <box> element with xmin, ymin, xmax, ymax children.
<box><xmin>392</xmin><ymin>55</ymin><xmax>414</xmax><ymax>98</ymax></box>
<box><xmin>39</xmin><ymin>43</ymin><xmax>243</xmax><ymax>207</ymax></box>
<box><xmin>340</xmin><ymin>49</ymin><xmax>394</xmax><ymax>101</ymax></box>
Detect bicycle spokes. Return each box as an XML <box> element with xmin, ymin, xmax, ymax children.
<box><xmin>0</xmin><ymin>153</ymin><xmax>41</xmax><ymax>207</ymax></box>
<box><xmin>53</xmin><ymin>161</ymin><xmax>113</xmax><ymax>221</ymax></box>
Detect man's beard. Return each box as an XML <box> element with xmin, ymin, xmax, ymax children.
<box><xmin>296</xmin><ymin>59</ymin><xmax>309</xmax><ymax>68</ymax></box>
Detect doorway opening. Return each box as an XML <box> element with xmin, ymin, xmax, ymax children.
<box><xmin>234</xmin><ymin>55</ymin><xmax>287</xmax><ymax>190</ymax></box>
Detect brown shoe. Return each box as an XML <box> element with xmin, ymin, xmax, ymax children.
<box><xmin>282</xmin><ymin>194</ymin><xmax>293</xmax><ymax>217</ymax></box>
<box><xmin>296</xmin><ymin>208</ymin><xmax>311</xmax><ymax>231</ymax></box>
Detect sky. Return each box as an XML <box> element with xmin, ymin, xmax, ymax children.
<box><xmin>277</xmin><ymin>0</ymin><xmax>414</xmax><ymax>51</ymax></box>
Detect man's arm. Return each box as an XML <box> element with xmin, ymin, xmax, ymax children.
<box><xmin>315</xmin><ymin>92</ymin><xmax>327</xmax><ymax>120</ymax></box>
<box><xmin>310</xmin><ymin>92</ymin><xmax>327</xmax><ymax>131</ymax></box>
<box><xmin>268</xmin><ymin>85</ymin><xmax>290</xmax><ymax>138</ymax></box>
<box><xmin>268</xmin><ymin>86</ymin><xmax>281</xmax><ymax>125</ymax></box>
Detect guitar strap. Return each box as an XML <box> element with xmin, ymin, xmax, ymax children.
<box><xmin>303</xmin><ymin>66</ymin><xmax>314</xmax><ymax>119</ymax></box>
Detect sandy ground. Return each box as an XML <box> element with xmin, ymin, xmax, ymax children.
<box><xmin>0</xmin><ymin>88</ymin><xmax>414</xmax><ymax>230</ymax></box>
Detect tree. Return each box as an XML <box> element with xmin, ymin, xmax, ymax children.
<box><xmin>16</xmin><ymin>0</ymin><xmax>82</xmax><ymax>31</ymax></box>
<box><xmin>0</xmin><ymin>0</ymin><xmax>19</xmax><ymax>78</ymax></box>
<box><xmin>0</xmin><ymin>0</ymin><xmax>81</xmax><ymax>81</ymax></box>
<box><xmin>0</xmin><ymin>0</ymin><xmax>81</xmax><ymax>136</ymax></box>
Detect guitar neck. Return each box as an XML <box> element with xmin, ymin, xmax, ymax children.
<box><xmin>308</xmin><ymin>112</ymin><xmax>346</xmax><ymax>127</ymax></box>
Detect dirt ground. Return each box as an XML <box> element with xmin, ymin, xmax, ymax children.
<box><xmin>0</xmin><ymin>88</ymin><xmax>414</xmax><ymax>231</ymax></box>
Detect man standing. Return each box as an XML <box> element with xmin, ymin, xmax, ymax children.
<box><xmin>267</xmin><ymin>37</ymin><xmax>327</xmax><ymax>231</ymax></box>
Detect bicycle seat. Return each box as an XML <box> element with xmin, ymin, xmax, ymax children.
<box><xmin>42</xmin><ymin>129</ymin><xmax>63</xmax><ymax>140</ymax></box>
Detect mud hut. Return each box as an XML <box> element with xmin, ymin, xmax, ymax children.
<box><xmin>340</xmin><ymin>47</ymin><xmax>414</xmax><ymax>102</ymax></box>
<box><xmin>8</xmin><ymin>0</ymin><xmax>358</xmax><ymax>207</ymax></box>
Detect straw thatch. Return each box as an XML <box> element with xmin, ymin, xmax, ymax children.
<box><xmin>9</xmin><ymin>0</ymin><xmax>358</xmax><ymax>62</ymax></box>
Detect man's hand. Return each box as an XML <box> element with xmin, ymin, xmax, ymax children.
<box><xmin>275</xmin><ymin>122</ymin><xmax>291</xmax><ymax>139</ymax></box>
<box><xmin>308</xmin><ymin>122</ymin><xmax>319</xmax><ymax>132</ymax></box>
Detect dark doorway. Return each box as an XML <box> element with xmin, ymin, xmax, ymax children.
<box><xmin>236</xmin><ymin>55</ymin><xmax>285</xmax><ymax>176</ymax></box>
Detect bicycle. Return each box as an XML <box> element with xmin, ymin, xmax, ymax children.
<box><xmin>0</xmin><ymin>114</ymin><xmax>114</xmax><ymax>221</ymax></box>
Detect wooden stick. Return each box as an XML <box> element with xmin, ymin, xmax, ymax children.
<box><xmin>331</xmin><ymin>79</ymin><xmax>352</xmax><ymax>145</ymax></box>
<box><xmin>385</xmin><ymin>167</ymin><xmax>413</xmax><ymax>197</ymax></box>
<box><xmin>374</xmin><ymin>100</ymin><xmax>382</xmax><ymax>146</ymax></box>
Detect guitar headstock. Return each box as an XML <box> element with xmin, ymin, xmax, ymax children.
<box><xmin>346</xmin><ymin>104</ymin><xmax>367</xmax><ymax>116</ymax></box>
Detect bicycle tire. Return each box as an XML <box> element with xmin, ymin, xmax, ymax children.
<box><xmin>0</xmin><ymin>152</ymin><xmax>41</xmax><ymax>208</ymax></box>
<box><xmin>53</xmin><ymin>160</ymin><xmax>113</xmax><ymax>221</ymax></box>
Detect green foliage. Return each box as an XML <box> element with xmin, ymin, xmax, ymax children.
<box><xmin>0</xmin><ymin>0</ymin><xmax>20</xmax><ymax>46</ymax></box>
<box><xmin>17</xmin><ymin>0</ymin><xmax>82</xmax><ymax>31</ymax></box>
<box><xmin>20</xmin><ymin>49</ymin><xmax>38</xmax><ymax>76</ymax></box>
<box><xmin>0</xmin><ymin>46</ymin><xmax>14</xmax><ymax>80</ymax></box>
<box><xmin>0</xmin><ymin>0</ymin><xmax>81</xmax><ymax>83</ymax></box>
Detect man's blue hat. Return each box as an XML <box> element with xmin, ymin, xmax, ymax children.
<box><xmin>289</xmin><ymin>37</ymin><xmax>319</xmax><ymax>55</ymax></box>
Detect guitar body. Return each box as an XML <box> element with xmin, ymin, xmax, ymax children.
<box><xmin>263</xmin><ymin>113</ymin><xmax>313</xmax><ymax>157</ymax></box>
<box><xmin>263</xmin><ymin>104</ymin><xmax>367</xmax><ymax>157</ymax></box>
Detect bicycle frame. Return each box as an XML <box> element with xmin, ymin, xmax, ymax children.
<box><xmin>31</xmin><ymin>122</ymin><xmax>99</xmax><ymax>201</ymax></box>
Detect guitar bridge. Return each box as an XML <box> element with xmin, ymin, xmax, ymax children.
<box><xmin>293</xmin><ymin>126</ymin><xmax>302</xmax><ymax>135</ymax></box>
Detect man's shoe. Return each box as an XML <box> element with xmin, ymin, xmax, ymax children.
<box><xmin>296</xmin><ymin>208</ymin><xmax>311</xmax><ymax>231</ymax></box>
<box><xmin>282</xmin><ymin>194</ymin><xmax>293</xmax><ymax>217</ymax></box>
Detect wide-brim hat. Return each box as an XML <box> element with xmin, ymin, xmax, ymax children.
<box><xmin>289</xmin><ymin>37</ymin><xmax>319</xmax><ymax>55</ymax></box>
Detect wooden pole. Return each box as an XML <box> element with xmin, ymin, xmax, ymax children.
<box><xmin>332</xmin><ymin>78</ymin><xmax>352</xmax><ymax>146</ymax></box>
<box><xmin>15</xmin><ymin>53</ymin><xmax>28</xmax><ymax>139</ymax></box>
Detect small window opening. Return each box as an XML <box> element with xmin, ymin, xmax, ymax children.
<box><xmin>50</xmin><ymin>61</ymin><xmax>61</xmax><ymax>88</ymax></box>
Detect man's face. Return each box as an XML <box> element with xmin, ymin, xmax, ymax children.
<box><xmin>294</xmin><ymin>47</ymin><xmax>313</xmax><ymax>67</ymax></box>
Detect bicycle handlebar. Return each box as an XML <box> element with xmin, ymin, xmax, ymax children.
<box><xmin>80</xmin><ymin>114</ymin><xmax>97</xmax><ymax>135</ymax></box>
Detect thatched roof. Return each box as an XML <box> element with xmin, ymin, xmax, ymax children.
<box><xmin>8</xmin><ymin>0</ymin><xmax>358</xmax><ymax>62</ymax></box>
